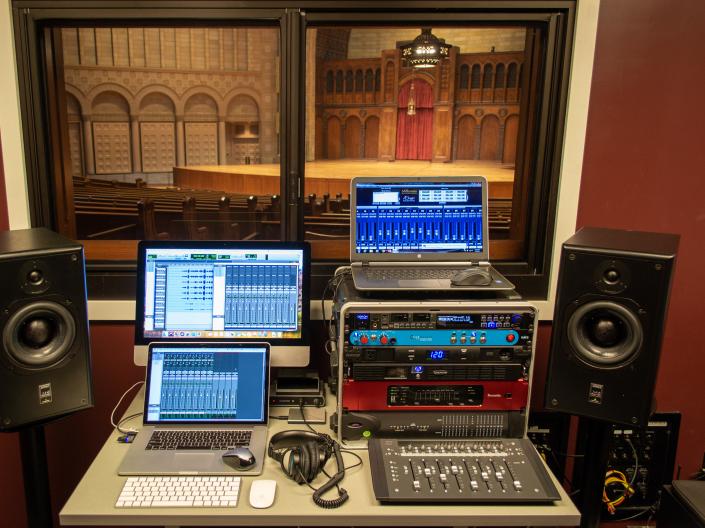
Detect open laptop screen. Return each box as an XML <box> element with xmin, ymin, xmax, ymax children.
<box><xmin>354</xmin><ymin>180</ymin><xmax>485</xmax><ymax>255</ymax></box>
<box><xmin>144</xmin><ymin>344</ymin><xmax>268</xmax><ymax>425</ymax></box>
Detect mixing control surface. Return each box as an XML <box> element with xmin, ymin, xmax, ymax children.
<box><xmin>369</xmin><ymin>438</ymin><xmax>560</xmax><ymax>503</ymax></box>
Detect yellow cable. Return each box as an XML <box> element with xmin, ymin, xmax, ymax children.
<box><xmin>603</xmin><ymin>470</ymin><xmax>635</xmax><ymax>515</ymax></box>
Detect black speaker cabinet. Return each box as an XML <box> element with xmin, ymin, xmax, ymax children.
<box><xmin>0</xmin><ymin>228</ymin><xmax>93</xmax><ymax>431</ymax></box>
<box><xmin>545</xmin><ymin>227</ymin><xmax>679</xmax><ymax>427</ymax></box>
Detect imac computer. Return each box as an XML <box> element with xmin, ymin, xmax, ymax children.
<box><xmin>134</xmin><ymin>241</ymin><xmax>310</xmax><ymax>367</ymax></box>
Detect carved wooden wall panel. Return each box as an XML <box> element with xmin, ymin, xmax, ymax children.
<box><xmin>364</xmin><ymin>116</ymin><xmax>379</xmax><ymax>159</ymax></box>
<box><xmin>229</xmin><ymin>141</ymin><xmax>260</xmax><ymax>164</ymax></box>
<box><xmin>378</xmin><ymin>107</ymin><xmax>397</xmax><ymax>161</ymax></box>
<box><xmin>185</xmin><ymin>122</ymin><xmax>217</xmax><ymax>166</ymax></box>
<box><xmin>326</xmin><ymin>117</ymin><xmax>342</xmax><ymax>159</ymax></box>
<box><xmin>140</xmin><ymin>122</ymin><xmax>175</xmax><ymax>172</ymax></box>
<box><xmin>503</xmin><ymin>114</ymin><xmax>519</xmax><ymax>165</ymax></box>
<box><xmin>344</xmin><ymin>116</ymin><xmax>361</xmax><ymax>158</ymax></box>
<box><xmin>456</xmin><ymin>115</ymin><xmax>477</xmax><ymax>160</ymax></box>
<box><xmin>479</xmin><ymin>115</ymin><xmax>500</xmax><ymax>161</ymax></box>
<box><xmin>432</xmin><ymin>107</ymin><xmax>452</xmax><ymax>162</ymax></box>
<box><xmin>93</xmin><ymin>122</ymin><xmax>131</xmax><ymax>174</ymax></box>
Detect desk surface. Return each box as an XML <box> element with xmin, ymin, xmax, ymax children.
<box><xmin>60</xmin><ymin>391</ymin><xmax>580</xmax><ymax>526</ymax></box>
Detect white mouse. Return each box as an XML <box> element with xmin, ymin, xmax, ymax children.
<box><xmin>249</xmin><ymin>479</ymin><xmax>277</xmax><ymax>508</ymax></box>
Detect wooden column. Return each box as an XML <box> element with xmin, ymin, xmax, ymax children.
<box><xmin>218</xmin><ymin>117</ymin><xmax>227</xmax><ymax>165</ymax></box>
<box><xmin>82</xmin><ymin>115</ymin><xmax>95</xmax><ymax>175</ymax></box>
<box><xmin>473</xmin><ymin>123</ymin><xmax>482</xmax><ymax>159</ymax></box>
<box><xmin>175</xmin><ymin>116</ymin><xmax>185</xmax><ymax>167</ymax></box>
<box><xmin>130</xmin><ymin>115</ymin><xmax>141</xmax><ymax>173</ymax></box>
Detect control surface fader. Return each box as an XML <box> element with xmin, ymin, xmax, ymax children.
<box><xmin>368</xmin><ymin>438</ymin><xmax>560</xmax><ymax>503</ymax></box>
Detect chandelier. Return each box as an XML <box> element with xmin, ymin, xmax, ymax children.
<box><xmin>400</xmin><ymin>27</ymin><xmax>451</xmax><ymax>69</ymax></box>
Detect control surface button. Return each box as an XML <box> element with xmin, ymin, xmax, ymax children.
<box><xmin>380</xmin><ymin>335</ymin><xmax>388</xmax><ymax>345</ymax></box>
<box><xmin>506</xmin><ymin>334</ymin><xmax>516</xmax><ymax>343</ymax></box>
<box><xmin>360</xmin><ymin>335</ymin><xmax>369</xmax><ymax>344</ymax></box>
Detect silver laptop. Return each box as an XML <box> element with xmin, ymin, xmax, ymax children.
<box><xmin>350</xmin><ymin>176</ymin><xmax>514</xmax><ymax>291</ymax></box>
<box><xmin>118</xmin><ymin>342</ymin><xmax>270</xmax><ymax>476</ymax></box>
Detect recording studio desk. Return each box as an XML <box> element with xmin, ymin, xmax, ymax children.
<box><xmin>60</xmin><ymin>391</ymin><xmax>580</xmax><ymax>526</ymax></box>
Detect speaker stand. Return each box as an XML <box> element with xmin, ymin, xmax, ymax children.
<box><xmin>19</xmin><ymin>425</ymin><xmax>53</xmax><ymax>528</ymax></box>
<box><xmin>575</xmin><ymin>417</ymin><xmax>612</xmax><ymax>528</ymax></box>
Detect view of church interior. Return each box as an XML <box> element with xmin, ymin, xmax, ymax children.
<box><xmin>59</xmin><ymin>25</ymin><xmax>532</xmax><ymax>260</ymax></box>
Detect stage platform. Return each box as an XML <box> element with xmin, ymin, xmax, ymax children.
<box><xmin>173</xmin><ymin>160</ymin><xmax>515</xmax><ymax>199</ymax></box>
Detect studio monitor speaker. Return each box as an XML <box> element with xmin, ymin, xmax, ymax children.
<box><xmin>545</xmin><ymin>227</ymin><xmax>679</xmax><ymax>427</ymax></box>
<box><xmin>0</xmin><ymin>228</ymin><xmax>93</xmax><ymax>431</ymax></box>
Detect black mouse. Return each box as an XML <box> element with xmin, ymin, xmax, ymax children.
<box><xmin>222</xmin><ymin>447</ymin><xmax>256</xmax><ymax>470</ymax></box>
<box><xmin>450</xmin><ymin>268</ymin><xmax>492</xmax><ymax>287</ymax></box>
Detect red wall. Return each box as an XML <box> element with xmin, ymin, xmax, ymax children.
<box><xmin>578</xmin><ymin>0</ymin><xmax>705</xmax><ymax>477</ymax></box>
<box><xmin>2</xmin><ymin>1</ymin><xmax>705</xmax><ymax>525</ymax></box>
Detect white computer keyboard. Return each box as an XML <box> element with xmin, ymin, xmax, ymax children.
<box><xmin>115</xmin><ymin>476</ymin><xmax>241</xmax><ymax>508</ymax></box>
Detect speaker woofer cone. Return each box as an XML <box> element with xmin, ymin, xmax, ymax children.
<box><xmin>3</xmin><ymin>301</ymin><xmax>76</xmax><ymax>369</ymax></box>
<box><xmin>567</xmin><ymin>301</ymin><xmax>643</xmax><ymax>367</ymax></box>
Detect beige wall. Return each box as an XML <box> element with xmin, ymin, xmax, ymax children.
<box><xmin>347</xmin><ymin>27</ymin><xmax>526</xmax><ymax>59</ymax></box>
<box><xmin>63</xmin><ymin>27</ymin><xmax>280</xmax><ymax>184</ymax></box>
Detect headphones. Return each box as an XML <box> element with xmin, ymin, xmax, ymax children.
<box><xmin>268</xmin><ymin>430</ymin><xmax>349</xmax><ymax>508</ymax></box>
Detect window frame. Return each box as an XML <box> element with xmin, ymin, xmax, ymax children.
<box><xmin>10</xmin><ymin>0</ymin><xmax>579</xmax><ymax>305</ymax></box>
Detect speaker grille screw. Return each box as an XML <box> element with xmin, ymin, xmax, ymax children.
<box><xmin>71</xmin><ymin>255</ymin><xmax>78</xmax><ymax>262</ymax></box>
<box><xmin>568</xmin><ymin>253</ymin><xmax>576</xmax><ymax>261</ymax></box>
<box><xmin>655</xmin><ymin>263</ymin><xmax>662</xmax><ymax>271</ymax></box>
<box><xmin>2</xmin><ymin>418</ymin><xmax>10</xmax><ymax>426</ymax></box>
<box><xmin>551</xmin><ymin>398</ymin><xmax>558</xmax><ymax>406</ymax></box>
<box><xmin>631</xmin><ymin>417</ymin><xmax>638</xmax><ymax>424</ymax></box>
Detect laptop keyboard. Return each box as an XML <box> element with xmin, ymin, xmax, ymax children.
<box><xmin>116</xmin><ymin>476</ymin><xmax>241</xmax><ymax>508</ymax></box>
<box><xmin>364</xmin><ymin>268</ymin><xmax>461</xmax><ymax>280</ymax></box>
<box><xmin>145</xmin><ymin>430</ymin><xmax>252</xmax><ymax>450</ymax></box>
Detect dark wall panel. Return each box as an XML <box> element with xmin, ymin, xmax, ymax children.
<box><xmin>578</xmin><ymin>0</ymin><xmax>705</xmax><ymax>476</ymax></box>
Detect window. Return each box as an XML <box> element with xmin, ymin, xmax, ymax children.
<box><xmin>365</xmin><ymin>69</ymin><xmax>374</xmax><ymax>91</ymax></box>
<box><xmin>482</xmin><ymin>63</ymin><xmax>494</xmax><ymax>88</ymax></box>
<box><xmin>14</xmin><ymin>3</ymin><xmax>577</xmax><ymax>299</ymax></box>
<box><xmin>507</xmin><ymin>63</ymin><xmax>518</xmax><ymax>88</ymax></box>
<box><xmin>495</xmin><ymin>63</ymin><xmax>506</xmax><ymax>88</ymax></box>
<box><xmin>305</xmin><ymin>25</ymin><xmax>533</xmax><ymax>262</ymax></box>
<box><xmin>459</xmin><ymin>64</ymin><xmax>470</xmax><ymax>89</ymax></box>
<box><xmin>471</xmin><ymin>64</ymin><xmax>481</xmax><ymax>89</ymax></box>
<box><xmin>50</xmin><ymin>25</ymin><xmax>282</xmax><ymax>246</ymax></box>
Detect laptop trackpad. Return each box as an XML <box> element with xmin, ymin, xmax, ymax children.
<box><xmin>174</xmin><ymin>452</ymin><xmax>219</xmax><ymax>471</ymax></box>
